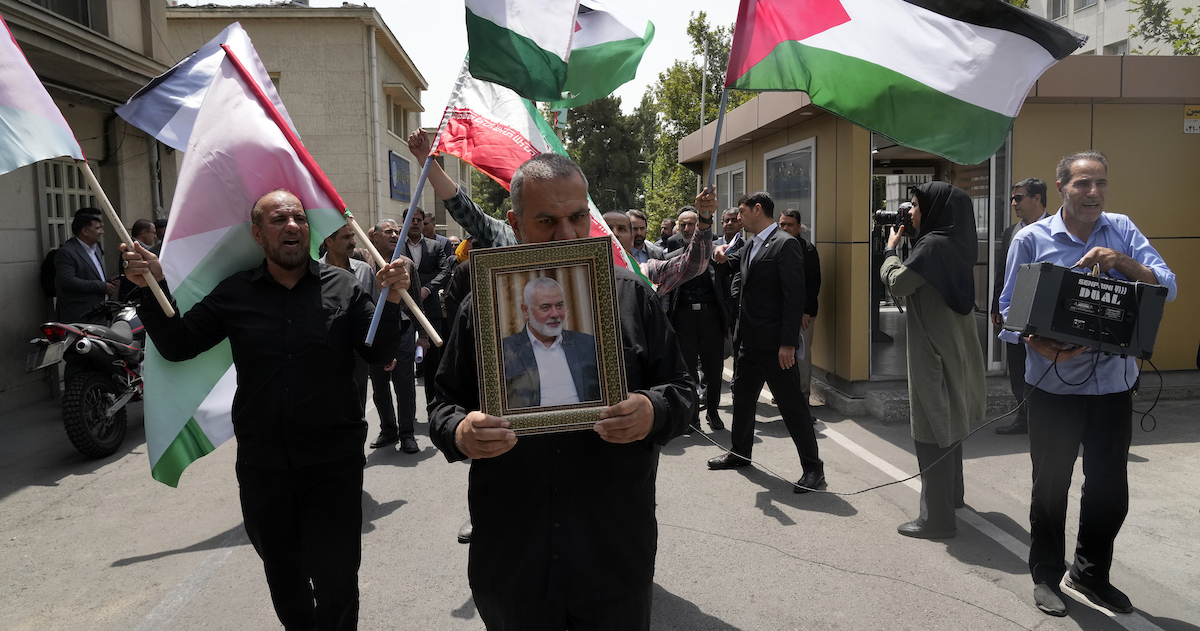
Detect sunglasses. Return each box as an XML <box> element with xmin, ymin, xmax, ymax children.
<box><xmin>1010</xmin><ymin>194</ymin><xmax>1028</xmax><ymax>202</ymax></box>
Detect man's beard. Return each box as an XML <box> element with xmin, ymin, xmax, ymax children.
<box><xmin>528</xmin><ymin>317</ymin><xmax>563</xmax><ymax>339</ymax></box>
<box><xmin>633</xmin><ymin>235</ymin><xmax>644</xmax><ymax>248</ymax></box>
<box><xmin>265</xmin><ymin>238</ymin><xmax>309</xmax><ymax>270</ymax></box>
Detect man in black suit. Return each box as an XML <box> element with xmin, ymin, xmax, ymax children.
<box><xmin>664</xmin><ymin>207</ymin><xmax>731</xmax><ymax>432</ymax></box>
<box><xmin>404</xmin><ymin>208</ymin><xmax>453</xmax><ymax>419</ymax></box>
<box><xmin>707</xmin><ymin>191</ymin><xmax>825</xmax><ymax>493</ymax></box>
<box><xmin>626</xmin><ymin>209</ymin><xmax>664</xmax><ymax>264</ymax></box>
<box><xmin>992</xmin><ymin>177</ymin><xmax>1049</xmax><ymax>435</ymax></box>
<box><xmin>655</xmin><ymin>217</ymin><xmax>674</xmax><ymax>248</ymax></box>
<box><xmin>778</xmin><ymin>210</ymin><xmax>821</xmax><ymax>402</ymax></box>
<box><xmin>421</xmin><ymin>210</ymin><xmax>456</xmax><ymax>259</ymax></box>
<box><xmin>365</xmin><ymin>218</ymin><xmax>421</xmax><ymax>453</ymax></box>
<box><xmin>501</xmin><ymin>277</ymin><xmax>600</xmax><ymax>408</ymax></box>
<box><xmin>55</xmin><ymin>208</ymin><xmax>118</xmax><ymax>324</ymax></box>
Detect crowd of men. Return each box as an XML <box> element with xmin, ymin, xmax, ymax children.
<box><xmin>97</xmin><ymin>141</ymin><xmax>1175</xmax><ymax>630</ymax></box>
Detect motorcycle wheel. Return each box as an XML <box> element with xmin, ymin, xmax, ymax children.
<box><xmin>62</xmin><ymin>371</ymin><xmax>127</xmax><ymax>459</ymax></box>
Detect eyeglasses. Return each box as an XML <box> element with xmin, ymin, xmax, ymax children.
<box><xmin>1010</xmin><ymin>194</ymin><xmax>1027</xmax><ymax>202</ymax></box>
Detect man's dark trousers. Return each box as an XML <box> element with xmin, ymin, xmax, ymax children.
<box><xmin>368</xmin><ymin>330</ymin><xmax>416</xmax><ymax>440</ymax></box>
<box><xmin>472</xmin><ymin>585</ymin><xmax>652</xmax><ymax>631</ymax></box>
<box><xmin>730</xmin><ymin>346</ymin><xmax>820</xmax><ymax>472</ymax></box>
<box><xmin>1006</xmin><ymin>342</ymin><xmax>1029</xmax><ymax>425</ymax></box>
<box><xmin>1028</xmin><ymin>388</ymin><xmax>1132</xmax><ymax>586</ymax></box>
<box><xmin>673</xmin><ymin>303</ymin><xmax>725</xmax><ymax>426</ymax></box>
<box><xmin>237</xmin><ymin>455</ymin><xmax>364</xmax><ymax>631</ymax></box>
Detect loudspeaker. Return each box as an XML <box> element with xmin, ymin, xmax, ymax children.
<box><xmin>1004</xmin><ymin>262</ymin><xmax>1167</xmax><ymax>359</ymax></box>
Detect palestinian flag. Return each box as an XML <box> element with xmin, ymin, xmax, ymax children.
<box><xmin>550</xmin><ymin>1</ymin><xmax>655</xmax><ymax>109</ymax></box>
<box><xmin>0</xmin><ymin>12</ymin><xmax>84</xmax><ymax>174</ymax></box>
<box><xmin>465</xmin><ymin>0</ymin><xmax>580</xmax><ymax>102</ymax></box>
<box><xmin>434</xmin><ymin>59</ymin><xmax>648</xmax><ymax>282</ymax></box>
<box><xmin>726</xmin><ymin>0</ymin><xmax>1086</xmax><ymax>164</ymax></box>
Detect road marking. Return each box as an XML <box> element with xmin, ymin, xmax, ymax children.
<box><xmin>721</xmin><ymin>366</ymin><xmax>1166</xmax><ymax>630</ymax></box>
<box><xmin>132</xmin><ymin>530</ymin><xmax>245</xmax><ymax>631</ymax></box>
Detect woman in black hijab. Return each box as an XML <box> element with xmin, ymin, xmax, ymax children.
<box><xmin>880</xmin><ymin>181</ymin><xmax>986</xmax><ymax>539</ymax></box>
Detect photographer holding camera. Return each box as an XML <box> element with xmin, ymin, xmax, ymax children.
<box><xmin>880</xmin><ymin>181</ymin><xmax>985</xmax><ymax>539</ymax></box>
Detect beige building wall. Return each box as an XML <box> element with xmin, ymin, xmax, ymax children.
<box><xmin>1014</xmin><ymin>101</ymin><xmax>1200</xmax><ymax>371</ymax></box>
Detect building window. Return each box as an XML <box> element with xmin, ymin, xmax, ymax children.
<box><xmin>1103</xmin><ymin>40</ymin><xmax>1129</xmax><ymax>55</ymax></box>
<box><xmin>39</xmin><ymin>159</ymin><xmax>97</xmax><ymax>253</ymax></box>
<box><xmin>31</xmin><ymin>0</ymin><xmax>92</xmax><ymax>28</ymax></box>
<box><xmin>1050</xmin><ymin>0</ymin><xmax>1068</xmax><ymax>19</ymax></box>
<box><xmin>764</xmin><ymin>137</ymin><xmax>817</xmax><ymax>240</ymax></box>
<box><xmin>1074</xmin><ymin>0</ymin><xmax>1096</xmax><ymax>10</ymax></box>
<box><xmin>713</xmin><ymin>161</ymin><xmax>746</xmax><ymax>213</ymax></box>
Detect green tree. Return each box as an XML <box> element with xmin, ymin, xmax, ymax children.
<box><xmin>470</xmin><ymin>169</ymin><xmax>510</xmax><ymax>221</ymax></box>
<box><xmin>1004</xmin><ymin>0</ymin><xmax>1030</xmax><ymax>9</ymax></box>
<box><xmin>563</xmin><ymin>95</ymin><xmax>647</xmax><ymax>211</ymax></box>
<box><xmin>644</xmin><ymin>12</ymin><xmax>753</xmax><ymax>225</ymax></box>
<box><xmin>1128</xmin><ymin>0</ymin><xmax>1200</xmax><ymax>55</ymax></box>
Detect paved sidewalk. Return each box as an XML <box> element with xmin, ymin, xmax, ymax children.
<box><xmin>1</xmin><ymin>373</ymin><xmax>1197</xmax><ymax>630</ymax></box>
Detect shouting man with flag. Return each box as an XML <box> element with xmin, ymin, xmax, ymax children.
<box><xmin>123</xmin><ymin>190</ymin><xmax>412</xmax><ymax>631</ymax></box>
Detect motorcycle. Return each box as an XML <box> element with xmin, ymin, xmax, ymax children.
<box><xmin>26</xmin><ymin>299</ymin><xmax>145</xmax><ymax>458</ymax></box>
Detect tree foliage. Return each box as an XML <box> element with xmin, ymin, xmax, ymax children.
<box><xmin>470</xmin><ymin>169</ymin><xmax>510</xmax><ymax>221</ymax></box>
<box><xmin>644</xmin><ymin>12</ymin><xmax>754</xmax><ymax>226</ymax></box>
<box><xmin>1004</xmin><ymin>0</ymin><xmax>1030</xmax><ymax>9</ymax></box>
<box><xmin>1128</xmin><ymin>0</ymin><xmax>1200</xmax><ymax>55</ymax></box>
<box><xmin>563</xmin><ymin>95</ymin><xmax>649</xmax><ymax>211</ymax></box>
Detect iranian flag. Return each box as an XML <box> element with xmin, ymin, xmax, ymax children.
<box><xmin>128</xmin><ymin>44</ymin><xmax>346</xmax><ymax>486</ymax></box>
<box><xmin>434</xmin><ymin>59</ymin><xmax>645</xmax><ymax>279</ymax></box>
<box><xmin>0</xmin><ymin>12</ymin><xmax>84</xmax><ymax>173</ymax></box>
<box><xmin>726</xmin><ymin>0</ymin><xmax>1086</xmax><ymax>165</ymax></box>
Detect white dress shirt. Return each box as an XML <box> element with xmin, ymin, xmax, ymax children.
<box><xmin>526</xmin><ymin>326</ymin><xmax>580</xmax><ymax>406</ymax></box>
<box><xmin>746</xmin><ymin>223</ymin><xmax>778</xmax><ymax>269</ymax></box>
<box><xmin>85</xmin><ymin>241</ymin><xmax>106</xmax><ymax>280</ymax></box>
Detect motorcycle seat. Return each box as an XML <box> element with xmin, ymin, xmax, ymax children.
<box><xmin>78</xmin><ymin>321</ymin><xmax>134</xmax><ymax>346</ymax></box>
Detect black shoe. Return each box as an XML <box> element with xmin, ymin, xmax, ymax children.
<box><xmin>400</xmin><ymin>437</ymin><xmax>419</xmax><ymax>454</ymax></box>
<box><xmin>1034</xmin><ymin>583</ymin><xmax>1068</xmax><ymax>616</ymax></box>
<box><xmin>707</xmin><ymin>452</ymin><xmax>750</xmax><ymax>470</ymax></box>
<box><xmin>896</xmin><ymin>518</ymin><xmax>956</xmax><ymax>539</ymax></box>
<box><xmin>707</xmin><ymin>414</ymin><xmax>725</xmax><ymax>431</ymax></box>
<box><xmin>794</xmin><ymin>470</ymin><xmax>826</xmax><ymax>494</ymax></box>
<box><xmin>995</xmin><ymin>420</ymin><xmax>1028</xmax><ymax>435</ymax></box>
<box><xmin>1065</xmin><ymin>574</ymin><xmax>1133</xmax><ymax>614</ymax></box>
<box><xmin>370</xmin><ymin>433</ymin><xmax>399</xmax><ymax>449</ymax></box>
<box><xmin>457</xmin><ymin>519</ymin><xmax>472</xmax><ymax>544</ymax></box>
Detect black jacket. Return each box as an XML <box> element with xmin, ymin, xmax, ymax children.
<box><xmin>404</xmin><ymin>236</ymin><xmax>453</xmax><ymax>322</ymax></box>
<box><xmin>723</xmin><ymin>226</ymin><xmax>806</xmax><ymax>352</ymax></box>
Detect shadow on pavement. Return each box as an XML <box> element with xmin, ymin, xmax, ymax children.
<box><xmin>450</xmin><ymin>596</ymin><xmax>476</xmax><ymax>620</ymax></box>
<box><xmin>650</xmin><ymin>583</ymin><xmax>744</xmax><ymax>630</ymax></box>
<box><xmin>111</xmin><ymin>522</ymin><xmax>246</xmax><ymax>567</ymax></box>
<box><xmin>361</xmin><ymin>491</ymin><xmax>405</xmax><ymax>533</ymax></box>
<box><xmin>0</xmin><ymin>398</ymin><xmax>149</xmax><ymax>504</ymax></box>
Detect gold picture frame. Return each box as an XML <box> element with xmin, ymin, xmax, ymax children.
<box><xmin>470</xmin><ymin>236</ymin><xmax>626</xmax><ymax>435</ymax></box>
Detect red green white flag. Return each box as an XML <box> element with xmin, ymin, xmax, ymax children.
<box><xmin>434</xmin><ymin>60</ymin><xmax>646</xmax><ymax>281</ymax></box>
<box><xmin>726</xmin><ymin>0</ymin><xmax>1086</xmax><ymax>164</ymax></box>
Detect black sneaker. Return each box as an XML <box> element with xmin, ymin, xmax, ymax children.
<box><xmin>1066</xmin><ymin>574</ymin><xmax>1133</xmax><ymax>614</ymax></box>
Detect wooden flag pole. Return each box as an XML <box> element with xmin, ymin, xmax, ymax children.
<box><xmin>79</xmin><ymin>161</ymin><xmax>175</xmax><ymax>317</ymax></box>
<box><xmin>344</xmin><ymin>212</ymin><xmax>442</xmax><ymax>347</ymax></box>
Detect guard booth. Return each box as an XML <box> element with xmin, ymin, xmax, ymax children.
<box><xmin>677</xmin><ymin>55</ymin><xmax>1200</xmax><ymax>401</ymax></box>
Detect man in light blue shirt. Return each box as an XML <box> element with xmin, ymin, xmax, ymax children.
<box><xmin>999</xmin><ymin>151</ymin><xmax>1176</xmax><ymax>618</ymax></box>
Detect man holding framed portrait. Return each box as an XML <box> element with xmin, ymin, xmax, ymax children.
<box><xmin>429</xmin><ymin>153</ymin><xmax>714</xmax><ymax>630</ymax></box>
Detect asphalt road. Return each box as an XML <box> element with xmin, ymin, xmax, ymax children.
<box><xmin>2</xmin><ymin>366</ymin><xmax>1197</xmax><ymax>631</ymax></box>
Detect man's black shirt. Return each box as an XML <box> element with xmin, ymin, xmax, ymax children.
<box><xmin>140</xmin><ymin>260</ymin><xmax>403</xmax><ymax>469</ymax></box>
<box><xmin>429</xmin><ymin>267</ymin><xmax>694</xmax><ymax>602</ymax></box>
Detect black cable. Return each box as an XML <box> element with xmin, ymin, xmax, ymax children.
<box><xmin>689</xmin><ymin>360</ymin><xmax>1058</xmax><ymax>496</ymax></box>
